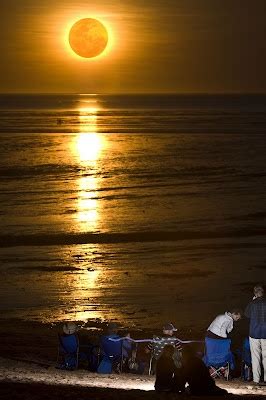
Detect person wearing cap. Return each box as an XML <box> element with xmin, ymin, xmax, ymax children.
<box><xmin>57</xmin><ymin>322</ymin><xmax>79</xmax><ymax>370</ymax></box>
<box><xmin>62</xmin><ymin>322</ymin><xmax>78</xmax><ymax>335</ymax></box>
<box><xmin>146</xmin><ymin>322</ymin><xmax>182</xmax><ymax>374</ymax></box>
<box><xmin>245</xmin><ymin>284</ymin><xmax>266</xmax><ymax>385</ymax></box>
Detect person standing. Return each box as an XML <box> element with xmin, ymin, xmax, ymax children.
<box><xmin>244</xmin><ymin>284</ymin><xmax>266</xmax><ymax>385</ymax></box>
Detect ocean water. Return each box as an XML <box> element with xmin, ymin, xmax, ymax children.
<box><xmin>0</xmin><ymin>94</ymin><xmax>265</xmax><ymax>329</ymax></box>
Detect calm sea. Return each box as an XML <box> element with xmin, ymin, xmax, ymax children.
<box><xmin>0</xmin><ymin>94</ymin><xmax>265</xmax><ymax>330</ymax></box>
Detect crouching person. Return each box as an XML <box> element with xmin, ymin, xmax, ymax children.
<box><xmin>155</xmin><ymin>345</ymin><xmax>185</xmax><ymax>393</ymax></box>
<box><xmin>182</xmin><ymin>346</ymin><xmax>228</xmax><ymax>396</ymax></box>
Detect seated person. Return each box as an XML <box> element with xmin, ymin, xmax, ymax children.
<box><xmin>57</xmin><ymin>322</ymin><xmax>79</xmax><ymax>370</ymax></box>
<box><xmin>146</xmin><ymin>322</ymin><xmax>182</xmax><ymax>373</ymax></box>
<box><xmin>98</xmin><ymin>322</ymin><xmax>132</xmax><ymax>373</ymax></box>
<box><xmin>182</xmin><ymin>345</ymin><xmax>228</xmax><ymax>396</ymax></box>
<box><xmin>206</xmin><ymin>309</ymin><xmax>241</xmax><ymax>339</ymax></box>
<box><xmin>155</xmin><ymin>345</ymin><xmax>185</xmax><ymax>393</ymax></box>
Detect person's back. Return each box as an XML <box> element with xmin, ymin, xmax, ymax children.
<box><xmin>155</xmin><ymin>345</ymin><xmax>184</xmax><ymax>393</ymax></box>
<box><xmin>244</xmin><ymin>285</ymin><xmax>266</xmax><ymax>384</ymax></box>
<box><xmin>245</xmin><ymin>296</ymin><xmax>266</xmax><ymax>339</ymax></box>
<box><xmin>183</xmin><ymin>350</ymin><xmax>216</xmax><ymax>393</ymax></box>
<box><xmin>57</xmin><ymin>322</ymin><xmax>79</xmax><ymax>370</ymax></box>
<box><xmin>182</xmin><ymin>346</ymin><xmax>227</xmax><ymax>396</ymax></box>
<box><xmin>155</xmin><ymin>346</ymin><xmax>176</xmax><ymax>392</ymax></box>
<box><xmin>101</xmin><ymin>333</ymin><xmax>122</xmax><ymax>357</ymax></box>
<box><xmin>207</xmin><ymin>310</ymin><xmax>241</xmax><ymax>339</ymax></box>
<box><xmin>98</xmin><ymin>322</ymin><xmax>123</xmax><ymax>373</ymax></box>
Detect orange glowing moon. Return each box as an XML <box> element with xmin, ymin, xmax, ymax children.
<box><xmin>69</xmin><ymin>18</ymin><xmax>108</xmax><ymax>58</ymax></box>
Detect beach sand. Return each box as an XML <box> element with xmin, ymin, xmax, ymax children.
<box><xmin>0</xmin><ymin>357</ymin><xmax>265</xmax><ymax>399</ymax></box>
<box><xmin>0</xmin><ymin>320</ymin><xmax>265</xmax><ymax>399</ymax></box>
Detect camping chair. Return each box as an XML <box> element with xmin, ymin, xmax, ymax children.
<box><xmin>97</xmin><ymin>335</ymin><xmax>123</xmax><ymax>374</ymax></box>
<box><xmin>203</xmin><ymin>337</ymin><xmax>235</xmax><ymax>380</ymax></box>
<box><xmin>57</xmin><ymin>333</ymin><xmax>79</xmax><ymax>370</ymax></box>
<box><xmin>241</xmin><ymin>337</ymin><xmax>252</xmax><ymax>381</ymax></box>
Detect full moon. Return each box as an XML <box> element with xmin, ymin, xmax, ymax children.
<box><xmin>69</xmin><ymin>18</ymin><xmax>109</xmax><ymax>58</ymax></box>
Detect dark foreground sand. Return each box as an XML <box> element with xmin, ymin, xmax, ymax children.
<box><xmin>0</xmin><ymin>319</ymin><xmax>265</xmax><ymax>399</ymax></box>
<box><xmin>0</xmin><ymin>382</ymin><xmax>265</xmax><ymax>400</ymax></box>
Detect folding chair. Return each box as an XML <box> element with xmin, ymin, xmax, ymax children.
<box><xmin>57</xmin><ymin>333</ymin><xmax>79</xmax><ymax>370</ymax></box>
<box><xmin>203</xmin><ymin>337</ymin><xmax>235</xmax><ymax>380</ymax></box>
<box><xmin>97</xmin><ymin>334</ymin><xmax>123</xmax><ymax>374</ymax></box>
<box><xmin>241</xmin><ymin>337</ymin><xmax>252</xmax><ymax>381</ymax></box>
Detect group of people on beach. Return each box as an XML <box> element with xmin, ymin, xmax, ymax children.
<box><xmin>59</xmin><ymin>283</ymin><xmax>266</xmax><ymax>395</ymax></box>
<box><xmin>205</xmin><ymin>284</ymin><xmax>266</xmax><ymax>387</ymax></box>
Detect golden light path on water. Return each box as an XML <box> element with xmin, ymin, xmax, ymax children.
<box><xmin>65</xmin><ymin>99</ymin><xmax>126</xmax><ymax>323</ymax></box>
<box><xmin>68</xmin><ymin>98</ymin><xmax>105</xmax><ymax>322</ymax></box>
<box><xmin>76</xmin><ymin>100</ymin><xmax>103</xmax><ymax>231</ymax></box>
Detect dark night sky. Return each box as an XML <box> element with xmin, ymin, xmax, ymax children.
<box><xmin>1</xmin><ymin>0</ymin><xmax>266</xmax><ymax>93</ymax></box>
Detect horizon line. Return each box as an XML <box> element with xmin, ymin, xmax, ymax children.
<box><xmin>1</xmin><ymin>91</ymin><xmax>266</xmax><ymax>96</ymax></box>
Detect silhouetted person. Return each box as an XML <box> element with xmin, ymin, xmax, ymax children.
<box><xmin>155</xmin><ymin>344</ymin><xmax>185</xmax><ymax>393</ymax></box>
<box><xmin>182</xmin><ymin>345</ymin><xmax>228</xmax><ymax>396</ymax></box>
<box><xmin>245</xmin><ymin>284</ymin><xmax>266</xmax><ymax>385</ymax></box>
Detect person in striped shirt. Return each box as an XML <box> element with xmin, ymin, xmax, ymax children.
<box><xmin>146</xmin><ymin>323</ymin><xmax>182</xmax><ymax>374</ymax></box>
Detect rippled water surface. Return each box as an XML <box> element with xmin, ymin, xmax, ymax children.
<box><xmin>0</xmin><ymin>94</ymin><xmax>265</xmax><ymax>329</ymax></box>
